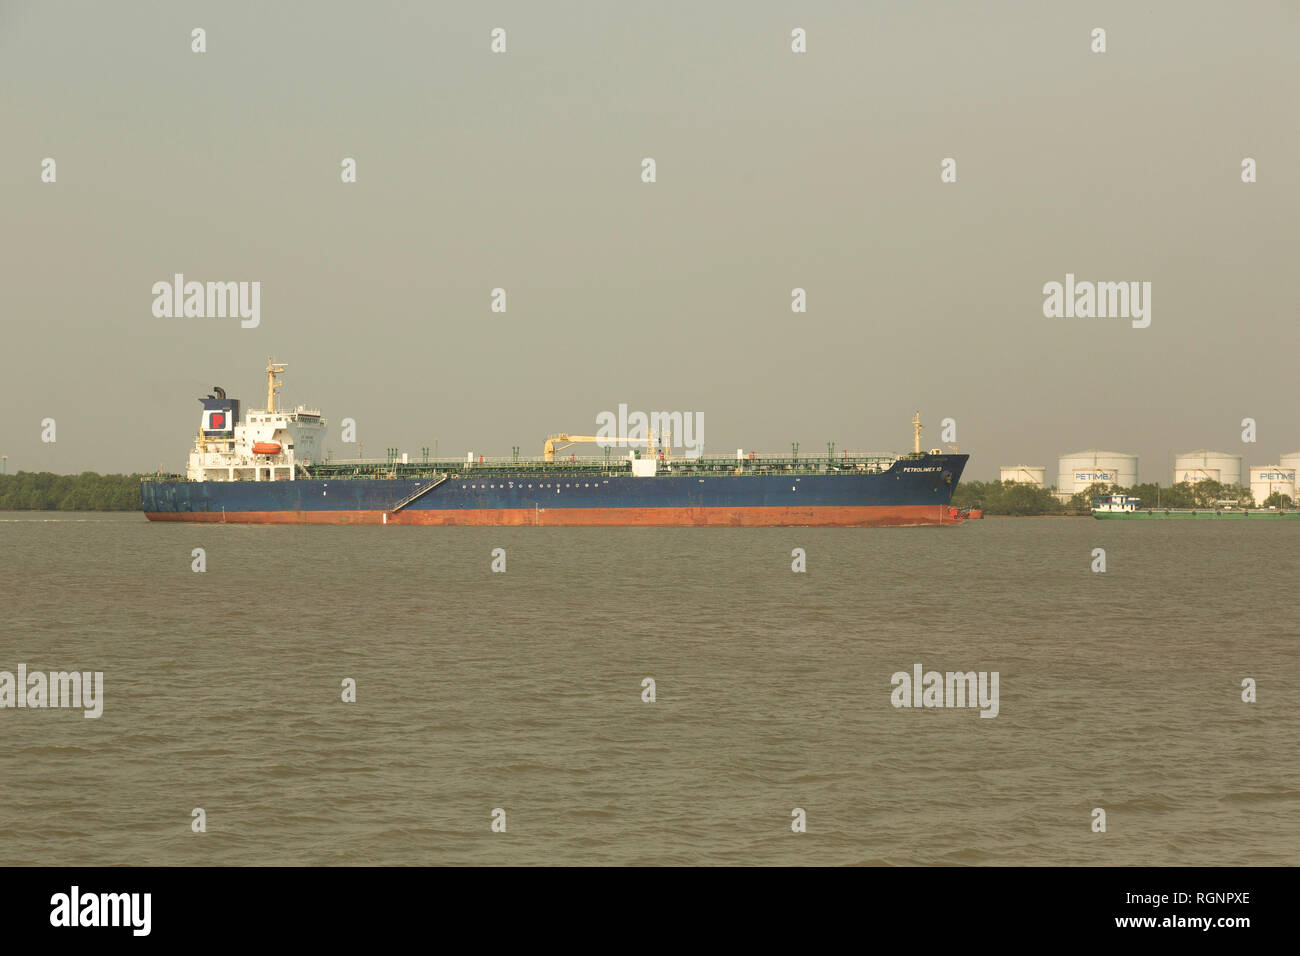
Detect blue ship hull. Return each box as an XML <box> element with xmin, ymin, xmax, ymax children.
<box><xmin>141</xmin><ymin>454</ymin><xmax>969</xmax><ymax>527</ymax></box>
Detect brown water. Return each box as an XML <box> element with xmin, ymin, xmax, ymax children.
<box><xmin>1</xmin><ymin>512</ymin><xmax>1297</xmax><ymax>865</ymax></box>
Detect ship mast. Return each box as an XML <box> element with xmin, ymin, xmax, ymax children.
<box><xmin>912</xmin><ymin>411</ymin><xmax>922</xmax><ymax>454</ymax></box>
<box><xmin>265</xmin><ymin>357</ymin><xmax>287</xmax><ymax>413</ymax></box>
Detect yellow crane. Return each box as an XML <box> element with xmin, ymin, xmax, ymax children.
<box><xmin>544</xmin><ymin>433</ymin><xmax>656</xmax><ymax>462</ymax></box>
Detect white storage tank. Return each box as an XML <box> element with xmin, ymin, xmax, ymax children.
<box><xmin>1173</xmin><ymin>450</ymin><xmax>1242</xmax><ymax>488</ymax></box>
<box><xmin>1249</xmin><ymin>465</ymin><xmax>1296</xmax><ymax>505</ymax></box>
<box><xmin>1279</xmin><ymin>451</ymin><xmax>1300</xmax><ymax>493</ymax></box>
<box><xmin>1057</xmin><ymin>450</ymin><xmax>1138</xmax><ymax>494</ymax></box>
<box><xmin>1000</xmin><ymin>465</ymin><xmax>1046</xmax><ymax>487</ymax></box>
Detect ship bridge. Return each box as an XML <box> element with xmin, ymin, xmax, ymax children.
<box><xmin>186</xmin><ymin>359</ymin><xmax>327</xmax><ymax>482</ymax></box>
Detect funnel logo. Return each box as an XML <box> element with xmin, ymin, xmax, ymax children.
<box><xmin>204</xmin><ymin>409</ymin><xmax>233</xmax><ymax>434</ymax></box>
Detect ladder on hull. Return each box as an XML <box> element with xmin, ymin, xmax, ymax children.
<box><xmin>390</xmin><ymin>474</ymin><xmax>449</xmax><ymax>512</ymax></box>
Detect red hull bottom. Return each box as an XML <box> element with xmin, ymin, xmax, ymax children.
<box><xmin>145</xmin><ymin>505</ymin><xmax>962</xmax><ymax>527</ymax></box>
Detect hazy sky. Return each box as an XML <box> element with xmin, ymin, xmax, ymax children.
<box><xmin>3</xmin><ymin>1</ymin><xmax>1298</xmax><ymax>481</ymax></box>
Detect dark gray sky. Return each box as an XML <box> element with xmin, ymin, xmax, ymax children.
<box><xmin>3</xmin><ymin>1</ymin><xmax>1298</xmax><ymax>480</ymax></box>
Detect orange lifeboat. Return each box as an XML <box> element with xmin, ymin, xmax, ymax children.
<box><xmin>252</xmin><ymin>441</ymin><xmax>282</xmax><ymax>455</ymax></box>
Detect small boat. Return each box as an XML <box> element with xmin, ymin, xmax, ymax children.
<box><xmin>966</xmin><ymin>508</ymin><xmax>983</xmax><ymax>519</ymax></box>
<box><xmin>251</xmin><ymin>441</ymin><xmax>282</xmax><ymax>455</ymax></box>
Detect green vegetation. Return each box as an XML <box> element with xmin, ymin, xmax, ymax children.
<box><xmin>950</xmin><ymin>480</ymin><xmax>1067</xmax><ymax>516</ymax></box>
<box><xmin>1262</xmin><ymin>491</ymin><xmax>1294</xmax><ymax>509</ymax></box>
<box><xmin>0</xmin><ymin>472</ymin><xmax>142</xmax><ymax>511</ymax></box>
<box><xmin>951</xmin><ymin>479</ymin><xmax>1257</xmax><ymax>516</ymax></box>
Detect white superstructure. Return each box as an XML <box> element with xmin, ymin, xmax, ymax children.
<box><xmin>186</xmin><ymin>359</ymin><xmax>327</xmax><ymax>481</ymax></box>
<box><xmin>1092</xmin><ymin>494</ymin><xmax>1141</xmax><ymax>513</ymax></box>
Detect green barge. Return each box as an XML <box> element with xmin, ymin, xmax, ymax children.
<box><xmin>1091</xmin><ymin>494</ymin><xmax>1300</xmax><ymax>520</ymax></box>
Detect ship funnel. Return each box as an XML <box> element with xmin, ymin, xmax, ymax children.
<box><xmin>199</xmin><ymin>390</ymin><xmax>239</xmax><ymax>437</ymax></box>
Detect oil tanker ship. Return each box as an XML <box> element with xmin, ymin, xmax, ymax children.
<box><xmin>140</xmin><ymin>360</ymin><xmax>969</xmax><ymax>527</ymax></box>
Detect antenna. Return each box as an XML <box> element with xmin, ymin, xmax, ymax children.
<box><xmin>265</xmin><ymin>357</ymin><xmax>288</xmax><ymax>413</ymax></box>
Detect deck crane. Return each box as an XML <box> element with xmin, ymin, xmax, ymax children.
<box><xmin>543</xmin><ymin>433</ymin><xmax>657</xmax><ymax>462</ymax></box>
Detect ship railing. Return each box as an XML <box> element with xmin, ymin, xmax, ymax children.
<box><xmin>443</xmin><ymin>453</ymin><xmax>907</xmax><ymax>463</ymax></box>
<box><xmin>318</xmin><ymin>452</ymin><xmax>904</xmax><ymax>466</ymax></box>
<box><xmin>149</xmin><ymin>452</ymin><xmax>908</xmax><ymax>481</ymax></box>
<box><xmin>305</xmin><ymin>455</ymin><xmax>906</xmax><ymax>473</ymax></box>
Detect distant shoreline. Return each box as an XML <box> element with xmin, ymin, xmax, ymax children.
<box><xmin>0</xmin><ymin>472</ymin><xmax>142</xmax><ymax>511</ymax></box>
